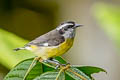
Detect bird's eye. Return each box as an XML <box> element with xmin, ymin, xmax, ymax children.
<box><xmin>64</xmin><ymin>25</ymin><xmax>74</xmax><ymax>31</ymax></box>
<box><xmin>67</xmin><ymin>25</ymin><xmax>73</xmax><ymax>28</ymax></box>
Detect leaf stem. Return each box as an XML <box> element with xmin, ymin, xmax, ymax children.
<box><xmin>56</xmin><ymin>68</ymin><xmax>64</xmax><ymax>80</ymax></box>
<box><xmin>40</xmin><ymin>61</ymin><xmax>56</xmax><ymax>69</ymax></box>
<box><xmin>23</xmin><ymin>57</ymin><xmax>37</xmax><ymax>80</ymax></box>
<box><xmin>67</xmin><ymin>68</ymin><xmax>87</xmax><ymax>80</ymax></box>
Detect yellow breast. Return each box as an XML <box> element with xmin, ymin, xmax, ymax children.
<box><xmin>56</xmin><ymin>38</ymin><xmax>74</xmax><ymax>56</ymax></box>
<box><xmin>31</xmin><ymin>38</ymin><xmax>74</xmax><ymax>60</ymax></box>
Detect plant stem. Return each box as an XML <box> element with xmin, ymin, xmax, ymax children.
<box><xmin>23</xmin><ymin>57</ymin><xmax>37</xmax><ymax>80</ymax></box>
<box><xmin>67</xmin><ymin>68</ymin><xmax>87</xmax><ymax>80</ymax></box>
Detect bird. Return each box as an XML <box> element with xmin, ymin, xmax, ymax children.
<box><xmin>14</xmin><ymin>21</ymin><xmax>82</xmax><ymax>67</ymax></box>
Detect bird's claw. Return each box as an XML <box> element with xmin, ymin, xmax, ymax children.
<box><xmin>55</xmin><ymin>64</ymin><xmax>61</xmax><ymax>69</ymax></box>
<box><xmin>55</xmin><ymin>63</ymin><xmax>70</xmax><ymax>69</ymax></box>
<box><xmin>61</xmin><ymin>63</ymin><xmax>70</xmax><ymax>66</ymax></box>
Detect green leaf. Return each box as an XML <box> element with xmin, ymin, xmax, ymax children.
<box><xmin>4</xmin><ymin>57</ymin><xmax>66</xmax><ymax>80</ymax></box>
<box><xmin>4</xmin><ymin>57</ymin><xmax>106</xmax><ymax>80</ymax></box>
<box><xmin>65</xmin><ymin>74</ymin><xmax>74</xmax><ymax>80</ymax></box>
<box><xmin>34</xmin><ymin>71</ymin><xmax>65</xmax><ymax>80</ymax></box>
<box><xmin>42</xmin><ymin>64</ymin><xmax>55</xmax><ymax>72</ymax></box>
<box><xmin>75</xmin><ymin>66</ymin><xmax>106</xmax><ymax>79</ymax></box>
<box><xmin>54</xmin><ymin>57</ymin><xmax>67</xmax><ymax>64</ymax></box>
<box><xmin>4</xmin><ymin>58</ymin><xmax>43</xmax><ymax>80</ymax></box>
<box><xmin>26</xmin><ymin>61</ymin><xmax>43</xmax><ymax>80</ymax></box>
<box><xmin>66</xmin><ymin>67</ymin><xmax>91</xmax><ymax>80</ymax></box>
<box><xmin>0</xmin><ymin>28</ymin><xmax>35</xmax><ymax>69</ymax></box>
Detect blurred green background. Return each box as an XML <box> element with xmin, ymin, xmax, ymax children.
<box><xmin>0</xmin><ymin>0</ymin><xmax>120</xmax><ymax>80</ymax></box>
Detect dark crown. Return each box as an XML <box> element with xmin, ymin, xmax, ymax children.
<box><xmin>61</xmin><ymin>21</ymin><xmax>75</xmax><ymax>26</ymax></box>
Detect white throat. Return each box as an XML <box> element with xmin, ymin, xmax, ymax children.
<box><xmin>62</xmin><ymin>29</ymin><xmax>76</xmax><ymax>39</ymax></box>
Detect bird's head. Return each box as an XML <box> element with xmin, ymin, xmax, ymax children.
<box><xmin>56</xmin><ymin>21</ymin><xmax>83</xmax><ymax>38</ymax></box>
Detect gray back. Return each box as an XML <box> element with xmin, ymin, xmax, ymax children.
<box><xmin>26</xmin><ymin>29</ymin><xmax>65</xmax><ymax>46</ymax></box>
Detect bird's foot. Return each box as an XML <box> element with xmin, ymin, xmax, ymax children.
<box><xmin>40</xmin><ymin>59</ymin><xmax>71</xmax><ymax>70</ymax></box>
<box><xmin>61</xmin><ymin>63</ymin><xmax>70</xmax><ymax>66</ymax></box>
<box><xmin>60</xmin><ymin>63</ymin><xmax>71</xmax><ymax>70</ymax></box>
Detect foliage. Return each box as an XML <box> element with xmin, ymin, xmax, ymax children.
<box><xmin>0</xmin><ymin>28</ymin><xmax>35</xmax><ymax>69</ymax></box>
<box><xmin>4</xmin><ymin>57</ymin><xmax>106</xmax><ymax>80</ymax></box>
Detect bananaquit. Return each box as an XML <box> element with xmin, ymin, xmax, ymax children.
<box><xmin>14</xmin><ymin>21</ymin><xmax>82</xmax><ymax>67</ymax></box>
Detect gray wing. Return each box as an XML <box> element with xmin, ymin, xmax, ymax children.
<box><xmin>26</xmin><ymin>29</ymin><xmax>65</xmax><ymax>47</ymax></box>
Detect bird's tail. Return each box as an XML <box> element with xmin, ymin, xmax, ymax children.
<box><xmin>14</xmin><ymin>47</ymin><xmax>25</xmax><ymax>51</ymax></box>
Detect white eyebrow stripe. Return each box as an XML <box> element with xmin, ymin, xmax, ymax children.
<box><xmin>56</xmin><ymin>23</ymin><xmax>73</xmax><ymax>30</ymax></box>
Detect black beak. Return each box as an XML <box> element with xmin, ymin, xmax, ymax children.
<box><xmin>75</xmin><ymin>24</ymin><xmax>83</xmax><ymax>28</ymax></box>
